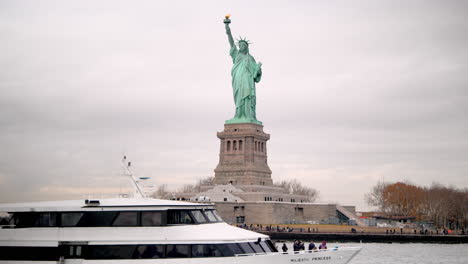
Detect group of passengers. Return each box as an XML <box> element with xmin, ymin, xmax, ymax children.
<box><xmin>236</xmin><ymin>224</ymin><xmax>321</xmax><ymax>233</ymax></box>
<box><xmin>281</xmin><ymin>240</ymin><xmax>327</xmax><ymax>253</ymax></box>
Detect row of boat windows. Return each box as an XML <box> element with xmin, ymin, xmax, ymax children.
<box><xmin>0</xmin><ymin>241</ymin><xmax>277</xmax><ymax>260</ymax></box>
<box><xmin>7</xmin><ymin>209</ymin><xmax>222</xmax><ymax>228</ymax></box>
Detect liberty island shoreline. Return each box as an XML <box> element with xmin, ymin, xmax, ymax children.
<box><xmin>235</xmin><ymin>224</ymin><xmax>468</xmax><ymax>243</ymax></box>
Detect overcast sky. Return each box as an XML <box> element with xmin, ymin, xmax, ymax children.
<box><xmin>1</xmin><ymin>0</ymin><xmax>467</xmax><ymax>211</ymax></box>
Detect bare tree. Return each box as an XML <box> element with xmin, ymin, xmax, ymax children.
<box><xmin>421</xmin><ymin>183</ymin><xmax>449</xmax><ymax>228</ymax></box>
<box><xmin>152</xmin><ymin>184</ymin><xmax>171</xmax><ymax>199</ymax></box>
<box><xmin>366</xmin><ymin>181</ymin><xmax>468</xmax><ymax>229</ymax></box>
<box><xmin>365</xmin><ymin>180</ymin><xmax>388</xmax><ymax>213</ymax></box>
<box><xmin>178</xmin><ymin>184</ymin><xmax>198</xmax><ymax>193</ymax></box>
<box><xmin>274</xmin><ymin>179</ymin><xmax>319</xmax><ymax>202</ymax></box>
<box><xmin>175</xmin><ymin>176</ymin><xmax>215</xmax><ymax>194</ymax></box>
<box><xmin>198</xmin><ymin>176</ymin><xmax>214</xmax><ymax>186</ymax></box>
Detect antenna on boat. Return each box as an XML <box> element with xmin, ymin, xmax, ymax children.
<box><xmin>122</xmin><ymin>155</ymin><xmax>147</xmax><ymax>199</ymax></box>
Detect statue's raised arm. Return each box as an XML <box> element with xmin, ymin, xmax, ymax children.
<box><xmin>222</xmin><ymin>15</ymin><xmax>263</xmax><ymax>125</ymax></box>
<box><xmin>224</xmin><ymin>15</ymin><xmax>234</xmax><ymax>49</ymax></box>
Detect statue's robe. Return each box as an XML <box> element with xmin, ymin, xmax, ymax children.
<box><xmin>227</xmin><ymin>45</ymin><xmax>262</xmax><ymax>124</ymax></box>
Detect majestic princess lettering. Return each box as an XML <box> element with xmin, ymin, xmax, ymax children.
<box><xmin>224</xmin><ymin>15</ymin><xmax>263</xmax><ymax>125</ymax></box>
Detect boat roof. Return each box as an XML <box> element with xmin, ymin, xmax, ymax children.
<box><xmin>0</xmin><ymin>198</ymin><xmax>213</xmax><ymax>212</ymax></box>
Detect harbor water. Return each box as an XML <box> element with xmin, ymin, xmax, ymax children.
<box><xmin>280</xmin><ymin>242</ymin><xmax>468</xmax><ymax>264</ymax></box>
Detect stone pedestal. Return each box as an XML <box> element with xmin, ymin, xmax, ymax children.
<box><xmin>214</xmin><ymin>123</ymin><xmax>273</xmax><ymax>186</ymax></box>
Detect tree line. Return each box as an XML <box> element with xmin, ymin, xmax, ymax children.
<box><xmin>273</xmin><ymin>179</ymin><xmax>319</xmax><ymax>202</ymax></box>
<box><xmin>153</xmin><ymin>177</ymin><xmax>319</xmax><ymax>202</ymax></box>
<box><xmin>366</xmin><ymin>181</ymin><xmax>468</xmax><ymax>229</ymax></box>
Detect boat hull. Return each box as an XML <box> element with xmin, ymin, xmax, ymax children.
<box><xmin>0</xmin><ymin>248</ymin><xmax>361</xmax><ymax>264</ymax></box>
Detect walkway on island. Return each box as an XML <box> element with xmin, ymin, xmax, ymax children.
<box><xmin>235</xmin><ymin>224</ymin><xmax>468</xmax><ymax>243</ymax></box>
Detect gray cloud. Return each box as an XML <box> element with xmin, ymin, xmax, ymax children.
<box><xmin>0</xmin><ymin>0</ymin><xmax>467</xmax><ymax>210</ymax></box>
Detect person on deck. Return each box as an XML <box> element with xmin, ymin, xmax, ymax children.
<box><xmin>308</xmin><ymin>242</ymin><xmax>316</xmax><ymax>251</ymax></box>
<box><xmin>319</xmin><ymin>241</ymin><xmax>327</xmax><ymax>250</ymax></box>
<box><xmin>282</xmin><ymin>243</ymin><xmax>288</xmax><ymax>253</ymax></box>
<box><xmin>293</xmin><ymin>240</ymin><xmax>299</xmax><ymax>252</ymax></box>
<box><xmin>299</xmin><ymin>241</ymin><xmax>305</xmax><ymax>251</ymax></box>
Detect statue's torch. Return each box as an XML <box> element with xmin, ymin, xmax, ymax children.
<box><xmin>224</xmin><ymin>14</ymin><xmax>231</xmax><ymax>24</ymax></box>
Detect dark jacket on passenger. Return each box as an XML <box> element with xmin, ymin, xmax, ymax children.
<box><xmin>308</xmin><ymin>243</ymin><xmax>316</xmax><ymax>250</ymax></box>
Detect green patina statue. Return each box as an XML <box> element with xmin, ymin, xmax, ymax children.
<box><xmin>224</xmin><ymin>15</ymin><xmax>263</xmax><ymax>125</ymax></box>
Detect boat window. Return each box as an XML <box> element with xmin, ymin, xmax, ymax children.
<box><xmin>0</xmin><ymin>213</ymin><xmax>11</xmax><ymax>227</ymax></box>
<box><xmin>226</xmin><ymin>243</ymin><xmax>244</xmax><ymax>255</ymax></box>
<box><xmin>166</xmin><ymin>244</ymin><xmax>190</xmax><ymax>258</ymax></box>
<box><xmin>204</xmin><ymin>210</ymin><xmax>218</xmax><ymax>222</ymax></box>
<box><xmin>211</xmin><ymin>210</ymin><xmax>223</xmax><ymax>221</ymax></box>
<box><xmin>87</xmin><ymin>245</ymin><xmax>137</xmax><ymax>259</ymax></box>
<box><xmin>190</xmin><ymin>210</ymin><xmax>207</xmax><ymax>223</ymax></box>
<box><xmin>266</xmin><ymin>240</ymin><xmax>278</xmax><ymax>252</ymax></box>
<box><xmin>248</xmin><ymin>242</ymin><xmax>265</xmax><ymax>253</ymax></box>
<box><xmin>61</xmin><ymin>212</ymin><xmax>83</xmax><ymax>227</ymax></box>
<box><xmin>141</xmin><ymin>211</ymin><xmax>163</xmax><ymax>226</ymax></box>
<box><xmin>207</xmin><ymin>245</ymin><xmax>223</xmax><ymax>257</ymax></box>
<box><xmin>112</xmin><ymin>212</ymin><xmax>138</xmax><ymax>226</ymax></box>
<box><xmin>12</xmin><ymin>212</ymin><xmax>37</xmax><ymax>228</ymax></box>
<box><xmin>191</xmin><ymin>245</ymin><xmax>206</xmax><ymax>257</ymax></box>
<box><xmin>167</xmin><ymin>210</ymin><xmax>194</xmax><ymax>224</ymax></box>
<box><xmin>32</xmin><ymin>212</ymin><xmax>57</xmax><ymax>227</ymax></box>
<box><xmin>8</xmin><ymin>212</ymin><xmax>58</xmax><ymax>227</ymax></box>
<box><xmin>18</xmin><ymin>213</ymin><xmax>39</xmax><ymax>227</ymax></box>
<box><xmin>76</xmin><ymin>246</ymin><xmax>82</xmax><ymax>256</ymax></box>
<box><xmin>9</xmin><ymin>209</ymin><xmax>222</xmax><ymax>228</ymax></box>
<box><xmin>63</xmin><ymin>245</ymin><xmax>86</xmax><ymax>258</ymax></box>
<box><xmin>77</xmin><ymin>211</ymin><xmax>118</xmax><ymax>227</ymax></box>
<box><xmin>215</xmin><ymin>244</ymin><xmax>236</xmax><ymax>256</ymax></box>
<box><xmin>191</xmin><ymin>244</ymin><xmax>224</xmax><ymax>257</ymax></box>
<box><xmin>0</xmin><ymin>246</ymin><xmax>59</xmax><ymax>261</ymax></box>
<box><xmin>0</xmin><ymin>243</ymin><xmax>274</xmax><ymax>260</ymax></box>
<box><xmin>134</xmin><ymin>245</ymin><xmax>165</xmax><ymax>259</ymax></box>
<box><xmin>7</xmin><ymin>213</ymin><xmax>17</xmax><ymax>226</ymax></box>
<box><xmin>259</xmin><ymin>241</ymin><xmax>272</xmax><ymax>252</ymax></box>
<box><xmin>238</xmin><ymin>242</ymin><xmax>255</xmax><ymax>254</ymax></box>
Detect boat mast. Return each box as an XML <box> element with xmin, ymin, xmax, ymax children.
<box><xmin>122</xmin><ymin>156</ymin><xmax>147</xmax><ymax>199</ymax></box>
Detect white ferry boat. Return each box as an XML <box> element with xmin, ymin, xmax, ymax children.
<box><xmin>0</xmin><ymin>160</ymin><xmax>361</xmax><ymax>263</ymax></box>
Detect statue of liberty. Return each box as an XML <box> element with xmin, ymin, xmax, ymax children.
<box><xmin>224</xmin><ymin>15</ymin><xmax>263</xmax><ymax>125</ymax></box>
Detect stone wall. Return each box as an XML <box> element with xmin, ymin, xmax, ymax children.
<box><xmin>237</xmin><ymin>192</ymin><xmax>310</xmax><ymax>203</ymax></box>
<box><xmin>215</xmin><ymin>202</ymin><xmax>356</xmax><ymax>224</ymax></box>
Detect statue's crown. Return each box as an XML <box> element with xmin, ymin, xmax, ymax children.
<box><xmin>236</xmin><ymin>36</ymin><xmax>251</xmax><ymax>45</ymax></box>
